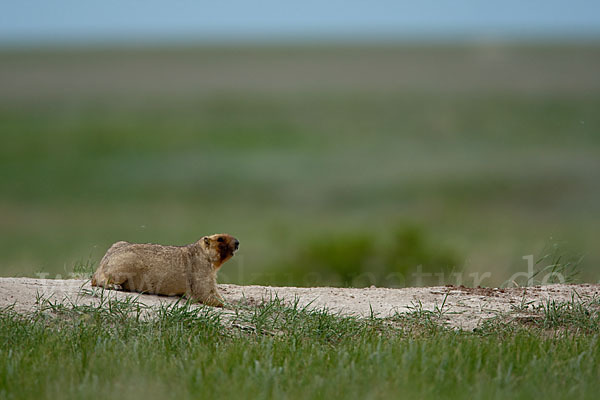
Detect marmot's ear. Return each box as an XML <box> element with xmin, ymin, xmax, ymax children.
<box><xmin>203</xmin><ymin>237</ymin><xmax>210</xmax><ymax>246</ymax></box>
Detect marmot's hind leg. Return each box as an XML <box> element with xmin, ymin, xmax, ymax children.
<box><xmin>91</xmin><ymin>268</ymin><xmax>126</xmax><ymax>291</ymax></box>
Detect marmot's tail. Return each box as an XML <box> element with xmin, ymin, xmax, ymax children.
<box><xmin>91</xmin><ymin>268</ymin><xmax>104</xmax><ymax>287</ymax></box>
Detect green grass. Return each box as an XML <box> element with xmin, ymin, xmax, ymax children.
<box><xmin>0</xmin><ymin>44</ymin><xmax>599</xmax><ymax>285</ymax></box>
<box><xmin>1</xmin><ymin>295</ymin><xmax>599</xmax><ymax>400</ymax></box>
<box><xmin>2</xmin><ymin>42</ymin><xmax>599</xmax><ymax>400</ymax></box>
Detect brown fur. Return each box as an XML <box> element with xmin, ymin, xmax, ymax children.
<box><xmin>91</xmin><ymin>234</ymin><xmax>239</xmax><ymax>307</ymax></box>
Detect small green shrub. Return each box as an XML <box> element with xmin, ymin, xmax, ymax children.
<box><xmin>260</xmin><ymin>225</ymin><xmax>461</xmax><ymax>287</ymax></box>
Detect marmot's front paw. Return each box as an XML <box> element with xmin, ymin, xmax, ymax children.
<box><xmin>202</xmin><ymin>295</ymin><xmax>224</xmax><ymax>308</ymax></box>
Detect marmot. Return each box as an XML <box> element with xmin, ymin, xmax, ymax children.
<box><xmin>91</xmin><ymin>234</ymin><xmax>239</xmax><ymax>307</ymax></box>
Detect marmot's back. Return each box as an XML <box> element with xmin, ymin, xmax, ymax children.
<box><xmin>93</xmin><ymin>242</ymin><xmax>190</xmax><ymax>293</ymax></box>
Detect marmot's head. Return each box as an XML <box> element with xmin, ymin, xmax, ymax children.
<box><xmin>201</xmin><ymin>233</ymin><xmax>239</xmax><ymax>268</ymax></box>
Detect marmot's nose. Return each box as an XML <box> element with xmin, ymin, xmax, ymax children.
<box><xmin>234</xmin><ymin>239</ymin><xmax>239</xmax><ymax>250</ymax></box>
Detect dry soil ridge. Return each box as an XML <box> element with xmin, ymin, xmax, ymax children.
<box><xmin>1</xmin><ymin>278</ymin><xmax>599</xmax><ymax>331</ymax></box>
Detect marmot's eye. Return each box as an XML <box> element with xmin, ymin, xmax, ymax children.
<box><xmin>217</xmin><ymin>237</ymin><xmax>224</xmax><ymax>243</ymax></box>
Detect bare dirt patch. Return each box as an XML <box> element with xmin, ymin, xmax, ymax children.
<box><xmin>1</xmin><ymin>278</ymin><xmax>599</xmax><ymax>331</ymax></box>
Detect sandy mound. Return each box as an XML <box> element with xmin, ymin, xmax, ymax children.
<box><xmin>1</xmin><ymin>278</ymin><xmax>598</xmax><ymax>330</ymax></box>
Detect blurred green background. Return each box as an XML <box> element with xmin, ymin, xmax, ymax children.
<box><xmin>1</xmin><ymin>44</ymin><xmax>599</xmax><ymax>286</ymax></box>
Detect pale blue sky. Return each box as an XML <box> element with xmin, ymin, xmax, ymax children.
<box><xmin>1</xmin><ymin>0</ymin><xmax>600</xmax><ymax>43</ymax></box>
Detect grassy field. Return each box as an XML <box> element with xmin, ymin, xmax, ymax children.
<box><xmin>1</xmin><ymin>295</ymin><xmax>599</xmax><ymax>399</ymax></box>
<box><xmin>0</xmin><ymin>44</ymin><xmax>599</xmax><ymax>286</ymax></box>
<box><xmin>1</xmin><ymin>42</ymin><xmax>599</xmax><ymax>400</ymax></box>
